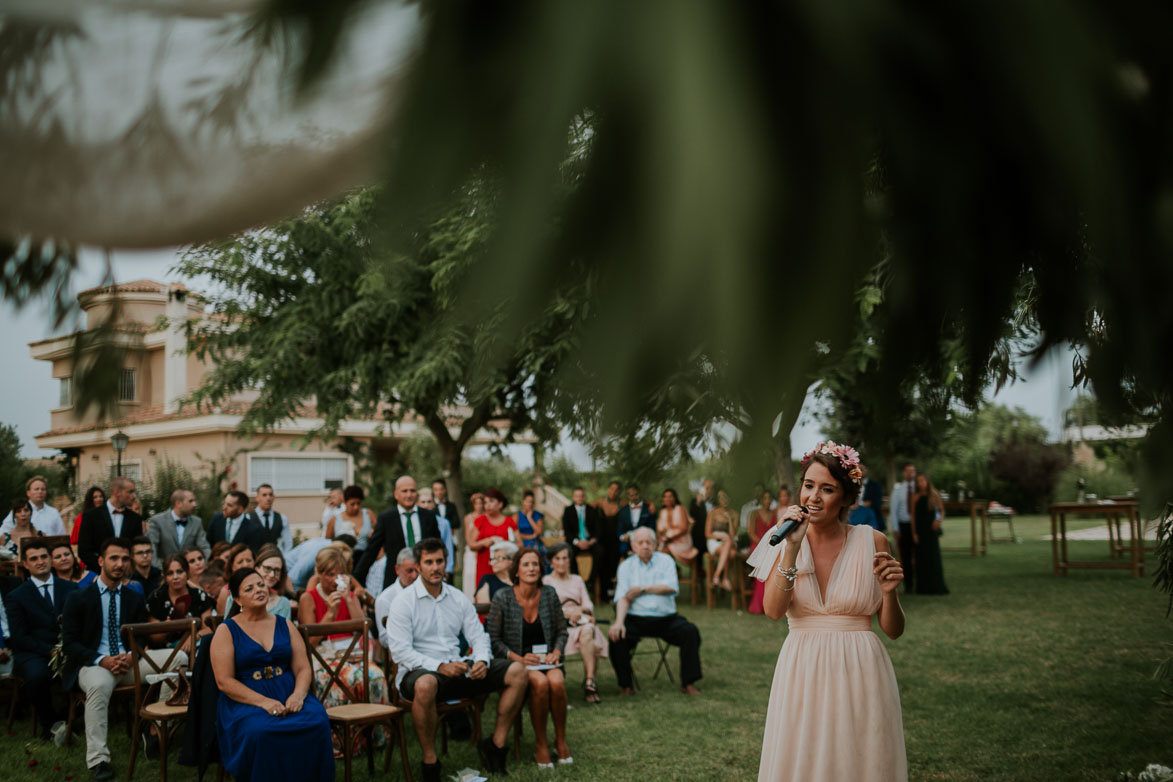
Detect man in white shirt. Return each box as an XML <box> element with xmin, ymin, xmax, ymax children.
<box><xmin>0</xmin><ymin>475</ymin><xmax>66</xmax><ymax>536</ymax></box>
<box><xmin>374</xmin><ymin>547</ymin><xmax>420</xmax><ymax>649</ymax></box>
<box><xmin>321</xmin><ymin>488</ymin><xmax>344</xmax><ymax>536</ymax></box>
<box><xmin>249</xmin><ymin>484</ymin><xmax>293</xmax><ymax>554</ymax></box>
<box><xmin>890</xmin><ymin>462</ymin><xmax>917</xmax><ymax>593</ymax></box>
<box><xmin>385</xmin><ymin>538</ymin><xmax>526</xmax><ymax>782</ymax></box>
<box><xmin>608</xmin><ymin>526</ymin><xmax>703</xmax><ymax>696</ymax></box>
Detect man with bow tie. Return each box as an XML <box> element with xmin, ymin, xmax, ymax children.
<box><xmin>77</xmin><ymin>477</ymin><xmax>142</xmax><ymax>574</ymax></box>
<box><xmin>246</xmin><ymin>483</ymin><xmax>293</xmax><ymax>554</ymax></box>
<box><xmin>2</xmin><ymin>539</ymin><xmax>78</xmax><ymax>741</ymax></box>
<box><xmin>147</xmin><ymin>489</ymin><xmax>210</xmax><ymax>568</ymax></box>
<box><xmin>354</xmin><ymin>475</ymin><xmax>441</xmax><ymax>592</ymax></box>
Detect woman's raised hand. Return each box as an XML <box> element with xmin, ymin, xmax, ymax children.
<box><xmin>775</xmin><ymin>505</ymin><xmax>809</xmax><ymax>545</ymax></box>
<box><xmin>872</xmin><ymin>552</ymin><xmax>903</xmax><ymax>594</ymax></box>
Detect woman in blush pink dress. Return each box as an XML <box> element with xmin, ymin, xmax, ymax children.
<box><xmin>746</xmin><ymin>442</ymin><xmax>907</xmax><ymax>782</ymax></box>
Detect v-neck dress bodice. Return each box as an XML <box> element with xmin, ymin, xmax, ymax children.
<box><xmin>746</xmin><ymin>524</ymin><xmax>907</xmax><ymax>781</ymax></box>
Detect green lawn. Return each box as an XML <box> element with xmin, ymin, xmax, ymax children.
<box><xmin>5</xmin><ymin>515</ymin><xmax>1170</xmax><ymax>781</ymax></box>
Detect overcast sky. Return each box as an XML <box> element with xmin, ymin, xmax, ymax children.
<box><xmin>0</xmin><ymin>248</ymin><xmax>1079</xmax><ymax>468</ymax></box>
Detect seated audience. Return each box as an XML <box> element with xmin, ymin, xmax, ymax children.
<box><xmin>147</xmin><ymin>554</ymin><xmax>216</xmax><ymax>642</ymax></box>
<box><xmin>374</xmin><ymin>547</ymin><xmax>420</xmax><ymax>649</ymax></box>
<box><xmin>386</xmin><ymin>538</ymin><xmax>527</xmax><ymax>782</ymax></box>
<box><xmin>129</xmin><ymin>535</ymin><xmax>162</xmax><ymax>596</ymax></box>
<box><xmin>475</xmin><ymin>540</ymin><xmax>518</xmax><ymax>605</ymax></box>
<box><xmin>747</xmin><ymin>490</ymin><xmax>775</xmax><ymax>615</ymax></box>
<box><xmin>3</xmin><ymin>539</ymin><xmax>78</xmax><ymax>740</ymax></box>
<box><xmin>609</xmin><ymin>526</ymin><xmax>703</xmax><ymax>696</ymax></box>
<box><xmin>656</xmin><ymin>488</ymin><xmax>698</xmax><ymax>566</ymax></box>
<box><xmin>288</xmin><ymin>536</ymin><xmax>350</xmax><ymax>591</ymax></box>
<box><xmin>62</xmin><ymin>537</ymin><xmax>186</xmax><ymax>781</ymax></box>
<box><xmin>210</xmin><ymin>541</ymin><xmax>232</xmax><ymax>566</ymax></box>
<box><xmin>487</xmin><ymin>548</ymin><xmax>571</xmax><ymax>768</ymax></box>
<box><xmin>2</xmin><ymin>498</ymin><xmax>40</xmax><ymax>559</ymax></box>
<box><xmin>51</xmin><ymin>540</ymin><xmax>98</xmax><ymax>588</ymax></box>
<box><xmin>298</xmin><ymin>546</ymin><xmax>389</xmax><ymax>754</ymax></box>
<box><xmin>182</xmin><ymin>546</ymin><xmax>208</xmax><ymax>589</ymax></box>
<box><xmin>544</xmin><ymin>542</ymin><xmax>608</xmax><ymax>704</ymax></box>
<box><xmin>197</xmin><ymin>566</ymin><xmax>226</xmax><ymax>606</ymax></box>
<box><xmin>705</xmin><ymin>489</ymin><xmax>737</xmax><ymax>591</ymax></box>
<box><xmin>215</xmin><ymin>544</ymin><xmax>256</xmax><ymax>615</ymax></box>
<box><xmin>210</xmin><ymin>568</ymin><xmax>334</xmax><ymax>782</ymax></box>
<box><xmin>225</xmin><ymin>544</ymin><xmax>292</xmax><ymax>619</ymax></box>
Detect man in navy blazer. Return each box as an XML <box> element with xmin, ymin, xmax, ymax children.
<box><xmin>354</xmin><ymin>475</ymin><xmax>440</xmax><ymax>590</ymax></box>
<box><xmin>62</xmin><ymin>537</ymin><xmax>185</xmax><ymax>781</ymax></box>
<box><xmin>616</xmin><ymin>483</ymin><xmax>658</xmax><ymax>558</ymax></box>
<box><xmin>3</xmin><ymin>539</ymin><xmax>77</xmax><ymax>739</ymax></box>
<box><xmin>77</xmin><ymin>477</ymin><xmax>142</xmax><ymax>573</ymax></box>
<box><xmin>205</xmin><ymin>491</ymin><xmax>264</xmax><ymax>550</ymax></box>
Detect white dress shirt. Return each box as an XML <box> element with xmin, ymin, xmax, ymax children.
<box><xmin>385</xmin><ymin>578</ymin><xmax>491</xmax><ymax>688</ymax></box>
<box><xmin>224</xmin><ymin>512</ymin><xmax>244</xmax><ymax>543</ymax></box>
<box><xmin>107</xmin><ymin>500</ymin><xmax>129</xmax><ymax>537</ymax></box>
<box><xmin>374</xmin><ymin>579</ymin><xmax>409</xmax><ymax>649</ymax></box>
<box><xmin>397</xmin><ymin>506</ymin><xmax>422</xmax><ymax>545</ymax></box>
<box><xmin>891</xmin><ymin>481</ymin><xmax>915</xmax><ymax>525</ymax></box>
<box><xmin>29</xmin><ymin>573</ymin><xmax>55</xmax><ymax>605</ymax></box>
<box><xmin>255</xmin><ymin>509</ymin><xmax>294</xmax><ymax>553</ymax></box>
<box><xmin>0</xmin><ymin>502</ymin><xmax>66</xmax><ymax>537</ymax></box>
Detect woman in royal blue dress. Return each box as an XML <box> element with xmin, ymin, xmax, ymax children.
<box><xmin>210</xmin><ymin>568</ymin><xmax>334</xmax><ymax>782</ymax></box>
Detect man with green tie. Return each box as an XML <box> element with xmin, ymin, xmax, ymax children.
<box><xmin>561</xmin><ymin>487</ymin><xmax>603</xmax><ymax>593</ymax></box>
<box><xmin>354</xmin><ymin>475</ymin><xmax>441</xmax><ymax>591</ymax></box>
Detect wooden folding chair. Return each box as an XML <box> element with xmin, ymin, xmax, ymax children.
<box><xmin>0</xmin><ymin>672</ymin><xmax>23</xmax><ymax>733</ymax></box>
<box><xmin>123</xmin><ymin>618</ymin><xmax>199</xmax><ymax>782</ymax></box>
<box><xmin>300</xmin><ymin>618</ymin><xmax>411</xmax><ymax>782</ymax></box>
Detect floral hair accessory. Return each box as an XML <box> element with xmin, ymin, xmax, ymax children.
<box><xmin>801</xmin><ymin>441</ymin><xmax>864</xmax><ymax>487</ymax></box>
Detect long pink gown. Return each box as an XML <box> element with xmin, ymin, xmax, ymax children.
<box><xmin>746</xmin><ymin>523</ymin><xmax>907</xmax><ymax>782</ymax></box>
<box><xmin>747</xmin><ymin>512</ymin><xmax>773</xmax><ymax>614</ymax></box>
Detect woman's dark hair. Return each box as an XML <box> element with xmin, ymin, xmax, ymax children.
<box><xmin>801</xmin><ymin>452</ymin><xmax>862</xmax><ymax>519</ymax></box>
<box><xmin>342</xmin><ymin>485</ymin><xmax>364</xmax><ymax>502</ymax></box>
<box><xmin>161</xmin><ymin>554</ymin><xmax>190</xmax><ymax>577</ymax></box>
<box><xmin>10</xmin><ymin>498</ymin><xmax>31</xmax><ymax>516</ymax></box>
<box><xmin>546</xmin><ymin>541</ymin><xmax>572</xmax><ymax>562</ymax></box>
<box><xmin>523</xmin><ymin>489</ymin><xmax>535</xmax><ymax>500</ymax></box>
<box><xmin>83</xmin><ymin>485</ymin><xmax>106</xmax><ymax>508</ymax></box>
<box><xmin>210</xmin><ymin>541</ymin><xmax>232</xmax><ymax>561</ymax></box>
<box><xmin>254</xmin><ymin>543</ymin><xmax>293</xmax><ymax>597</ymax></box>
<box><xmin>508</xmin><ymin>547</ymin><xmax>545</xmax><ymax>584</ymax></box>
<box><xmin>49</xmin><ymin>541</ymin><xmax>83</xmax><ymax>579</ymax></box>
<box><xmin>661</xmin><ymin>488</ymin><xmax>680</xmax><ymax>505</ymax></box>
<box><xmin>483</xmin><ymin>488</ymin><xmax>507</xmax><ymax>507</ymax></box>
<box><xmin>227</xmin><ymin>567</ymin><xmax>261</xmax><ymax>616</ymax></box>
<box><xmin>225</xmin><ymin>543</ymin><xmax>253</xmax><ymax>576</ymax></box>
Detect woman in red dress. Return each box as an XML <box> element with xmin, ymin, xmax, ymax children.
<box><xmin>469</xmin><ymin>488</ymin><xmax>519</xmax><ymax>588</ymax></box>
<box><xmin>747</xmin><ymin>489</ymin><xmax>776</xmax><ymax>614</ymax></box>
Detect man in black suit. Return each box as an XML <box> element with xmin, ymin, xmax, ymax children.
<box><xmin>205</xmin><ymin>491</ymin><xmax>264</xmax><ymax>550</ymax></box>
<box><xmin>561</xmin><ymin>487</ymin><xmax>603</xmax><ymax>590</ymax></box>
<box><xmin>431</xmin><ymin>478</ymin><xmax>459</xmax><ymax>528</ymax></box>
<box><xmin>354</xmin><ymin>475</ymin><xmax>440</xmax><ymax>590</ymax></box>
<box><xmin>78</xmin><ymin>477</ymin><xmax>141</xmax><ymax>574</ymax></box>
<box><xmin>3</xmin><ymin>539</ymin><xmax>77</xmax><ymax>739</ymax></box>
<box><xmin>616</xmin><ymin>483</ymin><xmax>658</xmax><ymax>558</ymax></box>
<box><xmin>63</xmin><ymin>537</ymin><xmax>186</xmax><ymax>781</ymax></box>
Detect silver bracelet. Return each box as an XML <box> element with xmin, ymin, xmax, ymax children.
<box><xmin>776</xmin><ymin>564</ymin><xmax>798</xmax><ymax>582</ymax></box>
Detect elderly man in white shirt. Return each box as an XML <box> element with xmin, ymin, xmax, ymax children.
<box><xmin>385</xmin><ymin>538</ymin><xmax>527</xmax><ymax>782</ymax></box>
<box><xmin>374</xmin><ymin>548</ymin><xmax>420</xmax><ymax>649</ymax></box>
<box><xmin>0</xmin><ymin>475</ymin><xmax>65</xmax><ymax>536</ymax></box>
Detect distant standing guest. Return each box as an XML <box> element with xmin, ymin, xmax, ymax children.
<box><xmin>70</xmin><ymin>485</ymin><xmax>106</xmax><ymax>545</ymax></box>
<box><xmin>2</xmin><ymin>499</ymin><xmax>40</xmax><ymax>560</ymax></box>
<box><xmin>470</xmin><ymin>489</ymin><xmax>518</xmax><ymax>589</ymax></box>
<box><xmin>746</xmin><ymin>490</ymin><xmax>775</xmax><ymax>615</ymax></box>
<box><xmin>516</xmin><ymin>490</ymin><xmax>546</xmax><ymax>552</ymax></box>
<box><xmin>462</xmin><ymin>493</ymin><xmax>485</xmax><ymax>599</ymax></box>
<box><xmin>321</xmin><ymin>488</ymin><xmax>344</xmax><ymax>536</ymax></box>
<box><xmin>912</xmin><ymin>473</ymin><xmax>949</xmax><ymax>595</ymax></box>
<box><xmin>860</xmin><ymin>464</ymin><xmax>885</xmax><ymax>532</ymax></box>
<box><xmin>327</xmin><ymin>485</ymin><xmax>376</xmax><ymax>563</ymax></box>
<box><xmin>0</xmin><ymin>475</ymin><xmax>66</xmax><ymax>537</ymax></box>
<box><xmin>77</xmin><ymin>476</ymin><xmax>141</xmax><ymax>572</ymax></box>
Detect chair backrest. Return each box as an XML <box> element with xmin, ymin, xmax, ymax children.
<box><xmin>122</xmin><ymin>618</ymin><xmax>199</xmax><ymax>708</ymax></box>
<box><xmin>379</xmin><ymin>614</ymin><xmax>408</xmax><ymax>708</ymax></box>
<box><xmin>299</xmin><ymin>618</ymin><xmax>371</xmax><ymax>705</ymax></box>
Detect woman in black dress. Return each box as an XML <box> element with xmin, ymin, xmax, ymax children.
<box><xmin>912</xmin><ymin>473</ymin><xmax>949</xmax><ymax>595</ymax></box>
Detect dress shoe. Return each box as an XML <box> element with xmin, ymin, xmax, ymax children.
<box><xmin>143</xmin><ymin>729</ymin><xmax>160</xmax><ymax>760</ymax></box>
<box><xmin>478</xmin><ymin>737</ymin><xmax>509</xmax><ymax>775</ymax></box>
<box><xmin>89</xmin><ymin>761</ymin><xmax>114</xmax><ymax>781</ymax></box>
<box><xmin>420</xmin><ymin>760</ymin><xmax>442</xmax><ymax>782</ymax></box>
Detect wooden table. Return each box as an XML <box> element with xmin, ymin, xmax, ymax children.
<box><xmin>1049</xmin><ymin>501</ymin><xmax>1144</xmax><ymax>578</ymax></box>
<box><xmin>941</xmin><ymin>500</ymin><xmax>989</xmax><ymax>557</ymax></box>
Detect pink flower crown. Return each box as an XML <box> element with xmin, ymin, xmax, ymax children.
<box><xmin>801</xmin><ymin>441</ymin><xmax>864</xmax><ymax>487</ymax></box>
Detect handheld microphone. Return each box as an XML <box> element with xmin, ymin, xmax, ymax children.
<box><xmin>769</xmin><ymin>506</ymin><xmax>810</xmax><ymax>546</ymax></box>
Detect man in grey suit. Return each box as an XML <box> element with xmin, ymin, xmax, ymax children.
<box><xmin>147</xmin><ymin>489</ymin><xmax>210</xmax><ymax>568</ymax></box>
